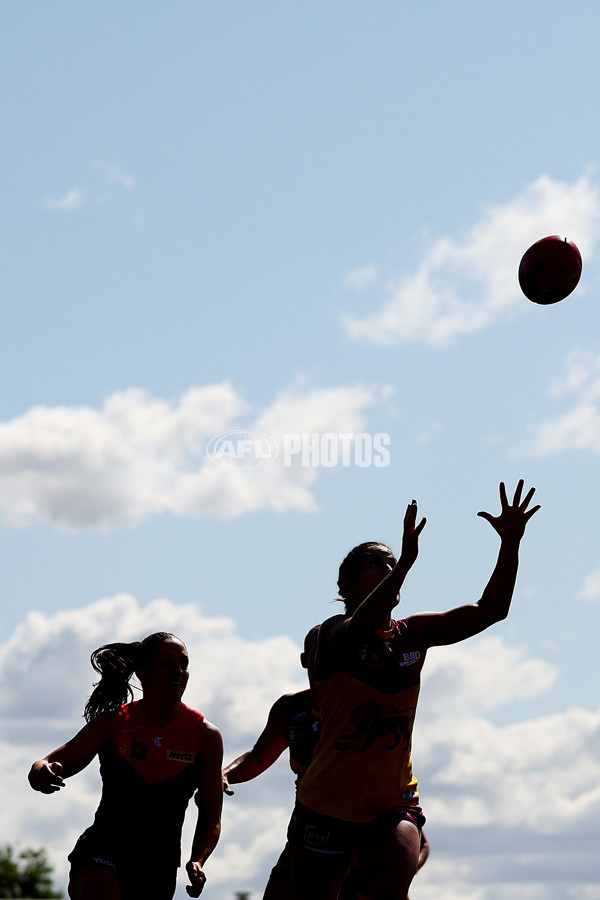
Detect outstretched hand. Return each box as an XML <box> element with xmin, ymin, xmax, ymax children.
<box><xmin>400</xmin><ymin>500</ymin><xmax>427</xmax><ymax>570</ymax></box>
<box><xmin>477</xmin><ymin>480</ymin><xmax>540</xmax><ymax>541</ymax></box>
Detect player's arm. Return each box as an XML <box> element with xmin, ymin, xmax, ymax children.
<box><xmin>417</xmin><ymin>831</ymin><xmax>430</xmax><ymax>871</ymax></box>
<box><xmin>222</xmin><ymin>695</ymin><xmax>290</xmax><ymax>794</ymax></box>
<box><xmin>316</xmin><ymin>502</ymin><xmax>425</xmax><ymax>676</ymax></box>
<box><xmin>28</xmin><ymin>713</ymin><xmax>116</xmax><ymax>793</ymax></box>
<box><xmin>348</xmin><ymin>500</ymin><xmax>426</xmax><ymax>635</ymax></box>
<box><xmin>409</xmin><ymin>480</ymin><xmax>540</xmax><ymax>648</ymax></box>
<box><xmin>186</xmin><ymin>721</ymin><xmax>224</xmax><ymax>897</ymax></box>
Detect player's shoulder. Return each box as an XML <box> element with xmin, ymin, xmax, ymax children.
<box><xmin>273</xmin><ymin>688</ymin><xmax>311</xmax><ymax>709</ymax></box>
<box><xmin>180</xmin><ymin>701</ymin><xmax>206</xmax><ymax>723</ymax></box>
<box><xmin>318</xmin><ymin>613</ymin><xmax>348</xmax><ymax>643</ymax></box>
<box><xmin>85</xmin><ymin>707</ymin><xmax>121</xmax><ymax>742</ymax></box>
<box><xmin>198</xmin><ymin>717</ymin><xmax>224</xmax><ymax>759</ymax></box>
<box><xmin>193</xmin><ymin>712</ymin><xmax>222</xmax><ymax>739</ymax></box>
<box><xmin>276</xmin><ymin>688</ymin><xmax>312</xmax><ymax>718</ymax></box>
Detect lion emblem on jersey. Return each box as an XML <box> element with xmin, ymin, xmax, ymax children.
<box><xmin>333</xmin><ymin>700</ymin><xmax>413</xmax><ymax>752</ymax></box>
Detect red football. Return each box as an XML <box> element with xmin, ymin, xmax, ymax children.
<box><xmin>518</xmin><ymin>235</ymin><xmax>582</xmax><ymax>305</ymax></box>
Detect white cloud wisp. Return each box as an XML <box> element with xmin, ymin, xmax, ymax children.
<box><xmin>343</xmin><ymin>172</ymin><xmax>599</xmax><ymax>346</ymax></box>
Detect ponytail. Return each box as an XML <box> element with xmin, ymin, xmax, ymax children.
<box><xmin>84</xmin><ymin>642</ymin><xmax>139</xmax><ymax>722</ymax></box>
<box><xmin>83</xmin><ymin>632</ymin><xmax>178</xmax><ymax>722</ymax></box>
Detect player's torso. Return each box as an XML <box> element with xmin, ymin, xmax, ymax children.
<box><xmin>298</xmin><ymin>620</ymin><xmax>426</xmax><ymax>821</ymax></box>
<box><xmin>94</xmin><ymin>701</ymin><xmax>205</xmax><ymax>843</ymax></box>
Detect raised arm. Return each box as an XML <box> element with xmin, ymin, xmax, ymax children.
<box><xmin>186</xmin><ymin>721</ymin><xmax>224</xmax><ymax>897</ymax></box>
<box><xmin>222</xmin><ymin>695</ymin><xmax>290</xmax><ymax>795</ymax></box>
<box><xmin>28</xmin><ymin>714</ymin><xmax>115</xmax><ymax>793</ymax></box>
<box><xmin>316</xmin><ymin>502</ymin><xmax>426</xmax><ymax>676</ymax></box>
<box><xmin>348</xmin><ymin>501</ymin><xmax>426</xmax><ymax>635</ymax></box>
<box><xmin>410</xmin><ymin>480</ymin><xmax>540</xmax><ymax>647</ymax></box>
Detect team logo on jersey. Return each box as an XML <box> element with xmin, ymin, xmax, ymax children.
<box><xmin>131</xmin><ymin>742</ymin><xmax>149</xmax><ymax>759</ymax></box>
<box><xmin>166</xmin><ymin>748</ymin><xmax>196</xmax><ymax>764</ymax></box>
<box><xmin>333</xmin><ymin>700</ymin><xmax>414</xmax><ymax>752</ymax></box>
<box><xmin>358</xmin><ymin>644</ymin><xmax>385</xmax><ymax>666</ymax></box>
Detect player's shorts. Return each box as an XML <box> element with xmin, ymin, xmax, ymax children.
<box><xmin>266</xmin><ymin>842</ymin><xmax>293</xmax><ymax>883</ymax></box>
<box><xmin>68</xmin><ymin>827</ymin><xmax>178</xmax><ymax>900</ymax></box>
<box><xmin>287</xmin><ymin>800</ymin><xmax>426</xmax><ymax>856</ymax></box>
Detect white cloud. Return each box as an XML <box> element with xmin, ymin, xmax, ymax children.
<box><xmin>91</xmin><ymin>160</ymin><xmax>135</xmax><ymax>191</ymax></box>
<box><xmin>4</xmin><ymin>597</ymin><xmax>600</xmax><ymax>899</ymax></box>
<box><xmin>0</xmin><ymin>381</ymin><xmax>381</xmax><ymax>530</ymax></box>
<box><xmin>43</xmin><ymin>188</ymin><xmax>87</xmax><ymax>211</ymax></box>
<box><xmin>342</xmin><ymin>172</ymin><xmax>599</xmax><ymax>346</ymax></box>
<box><xmin>344</xmin><ymin>264</ymin><xmax>379</xmax><ymax>291</ymax></box>
<box><xmin>578</xmin><ymin>570</ymin><xmax>600</xmax><ymax>601</ymax></box>
<box><xmin>42</xmin><ymin>162</ymin><xmax>135</xmax><ymax>218</ymax></box>
<box><xmin>515</xmin><ymin>348</ymin><xmax>600</xmax><ymax>456</ymax></box>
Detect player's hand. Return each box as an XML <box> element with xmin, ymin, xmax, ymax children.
<box><xmin>185</xmin><ymin>861</ymin><xmax>207</xmax><ymax>896</ymax></box>
<box><xmin>28</xmin><ymin>760</ymin><xmax>65</xmax><ymax>794</ymax></box>
<box><xmin>399</xmin><ymin>500</ymin><xmax>426</xmax><ymax>569</ymax></box>
<box><xmin>222</xmin><ymin>773</ymin><xmax>234</xmax><ymax>796</ymax></box>
<box><xmin>477</xmin><ymin>480</ymin><xmax>540</xmax><ymax>541</ymax></box>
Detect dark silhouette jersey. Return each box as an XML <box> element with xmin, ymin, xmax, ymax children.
<box><xmin>298</xmin><ymin>619</ymin><xmax>426</xmax><ymax>822</ymax></box>
<box><xmin>88</xmin><ymin>701</ymin><xmax>206</xmax><ymax>866</ymax></box>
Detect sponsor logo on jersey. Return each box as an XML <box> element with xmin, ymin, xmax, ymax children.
<box><xmin>92</xmin><ymin>856</ymin><xmax>117</xmax><ymax>872</ymax></box>
<box><xmin>399</xmin><ymin>651</ymin><xmax>421</xmax><ymax>667</ymax></box>
<box><xmin>166</xmin><ymin>748</ymin><xmax>196</xmax><ymax>764</ymax></box>
<box><xmin>153</xmin><ymin>736</ymin><xmax>163</xmax><ymax>747</ymax></box>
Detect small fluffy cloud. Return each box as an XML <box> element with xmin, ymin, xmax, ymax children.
<box><xmin>43</xmin><ymin>160</ymin><xmax>135</xmax><ymax>216</ymax></box>
<box><xmin>0</xmin><ymin>381</ymin><xmax>381</xmax><ymax>531</ymax></box>
<box><xmin>91</xmin><ymin>160</ymin><xmax>135</xmax><ymax>191</ymax></box>
<box><xmin>578</xmin><ymin>569</ymin><xmax>600</xmax><ymax>601</ymax></box>
<box><xmin>43</xmin><ymin>188</ymin><xmax>87</xmax><ymax>212</ymax></box>
<box><xmin>342</xmin><ymin>172</ymin><xmax>599</xmax><ymax>346</ymax></box>
<box><xmin>344</xmin><ymin>264</ymin><xmax>379</xmax><ymax>291</ymax></box>
<box><xmin>4</xmin><ymin>597</ymin><xmax>599</xmax><ymax>900</ymax></box>
<box><xmin>515</xmin><ymin>347</ymin><xmax>600</xmax><ymax>456</ymax></box>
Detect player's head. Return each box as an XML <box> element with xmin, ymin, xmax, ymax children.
<box><xmin>337</xmin><ymin>542</ymin><xmax>396</xmax><ymax>612</ymax></box>
<box><xmin>135</xmin><ymin>634</ymin><xmax>189</xmax><ymax>703</ymax></box>
<box><xmin>84</xmin><ymin>632</ymin><xmax>186</xmax><ymax>721</ymax></box>
<box><xmin>300</xmin><ymin>624</ymin><xmax>320</xmax><ymax>673</ymax></box>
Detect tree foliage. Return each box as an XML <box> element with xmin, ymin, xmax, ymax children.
<box><xmin>0</xmin><ymin>845</ymin><xmax>62</xmax><ymax>898</ymax></box>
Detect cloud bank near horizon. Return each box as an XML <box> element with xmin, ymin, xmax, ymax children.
<box><xmin>3</xmin><ymin>595</ymin><xmax>599</xmax><ymax>900</ymax></box>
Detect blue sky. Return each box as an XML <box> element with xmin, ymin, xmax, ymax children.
<box><xmin>2</xmin><ymin>2</ymin><xmax>600</xmax><ymax>898</ymax></box>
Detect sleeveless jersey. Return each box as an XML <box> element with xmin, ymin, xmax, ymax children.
<box><xmin>283</xmin><ymin>688</ymin><xmax>320</xmax><ymax>782</ymax></box>
<box><xmin>90</xmin><ymin>701</ymin><xmax>206</xmax><ymax>866</ymax></box>
<box><xmin>297</xmin><ymin>619</ymin><xmax>426</xmax><ymax>822</ymax></box>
